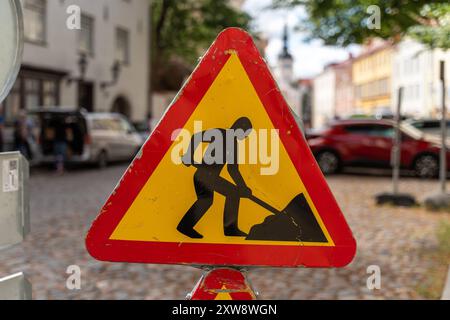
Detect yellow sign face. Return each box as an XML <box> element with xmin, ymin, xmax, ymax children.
<box><xmin>214</xmin><ymin>287</ymin><xmax>233</xmax><ymax>301</ymax></box>
<box><xmin>110</xmin><ymin>53</ymin><xmax>333</xmax><ymax>247</ymax></box>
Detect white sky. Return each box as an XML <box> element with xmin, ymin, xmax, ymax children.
<box><xmin>243</xmin><ymin>0</ymin><xmax>361</xmax><ymax>79</ymax></box>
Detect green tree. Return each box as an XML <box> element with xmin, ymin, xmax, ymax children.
<box><xmin>408</xmin><ymin>3</ymin><xmax>450</xmax><ymax>50</ymax></box>
<box><xmin>272</xmin><ymin>0</ymin><xmax>449</xmax><ymax>50</ymax></box>
<box><xmin>151</xmin><ymin>0</ymin><xmax>251</xmax><ymax>91</ymax></box>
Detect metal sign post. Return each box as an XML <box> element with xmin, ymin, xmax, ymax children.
<box><xmin>392</xmin><ymin>87</ymin><xmax>403</xmax><ymax>195</ymax></box>
<box><xmin>425</xmin><ymin>61</ymin><xmax>450</xmax><ymax>210</ymax></box>
<box><xmin>439</xmin><ymin>60</ymin><xmax>447</xmax><ymax>194</ymax></box>
<box><xmin>376</xmin><ymin>87</ymin><xmax>416</xmax><ymax>207</ymax></box>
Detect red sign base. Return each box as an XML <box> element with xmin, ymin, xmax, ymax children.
<box><xmin>188</xmin><ymin>268</ymin><xmax>257</xmax><ymax>300</ymax></box>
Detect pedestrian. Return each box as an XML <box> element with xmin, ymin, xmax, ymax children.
<box><xmin>53</xmin><ymin>118</ymin><xmax>69</xmax><ymax>175</ymax></box>
<box><xmin>13</xmin><ymin>110</ymin><xmax>33</xmax><ymax>159</ymax></box>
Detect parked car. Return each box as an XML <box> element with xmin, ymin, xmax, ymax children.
<box><xmin>306</xmin><ymin>119</ymin><xmax>450</xmax><ymax>178</ymax></box>
<box><xmin>133</xmin><ymin>120</ymin><xmax>151</xmax><ymax>142</ymax></box>
<box><xmin>405</xmin><ymin>118</ymin><xmax>450</xmax><ymax>137</ymax></box>
<box><xmin>28</xmin><ymin>108</ymin><xmax>143</xmax><ymax>167</ymax></box>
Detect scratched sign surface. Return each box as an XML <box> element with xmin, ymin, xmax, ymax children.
<box><xmin>86</xmin><ymin>28</ymin><xmax>356</xmax><ymax>268</ymax></box>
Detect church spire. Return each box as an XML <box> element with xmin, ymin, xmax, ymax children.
<box><xmin>279</xmin><ymin>24</ymin><xmax>293</xmax><ymax>60</ymax></box>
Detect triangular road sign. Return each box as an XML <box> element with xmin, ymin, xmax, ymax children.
<box><xmin>86</xmin><ymin>28</ymin><xmax>356</xmax><ymax>268</ymax></box>
<box><xmin>189</xmin><ymin>268</ymin><xmax>257</xmax><ymax>300</ymax></box>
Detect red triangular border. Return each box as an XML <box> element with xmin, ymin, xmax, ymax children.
<box><xmin>86</xmin><ymin>28</ymin><xmax>356</xmax><ymax>268</ymax></box>
<box><xmin>190</xmin><ymin>268</ymin><xmax>256</xmax><ymax>300</ymax></box>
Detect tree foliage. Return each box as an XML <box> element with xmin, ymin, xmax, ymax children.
<box><xmin>272</xmin><ymin>0</ymin><xmax>449</xmax><ymax>49</ymax></box>
<box><xmin>408</xmin><ymin>3</ymin><xmax>450</xmax><ymax>50</ymax></box>
<box><xmin>151</xmin><ymin>0</ymin><xmax>251</xmax><ymax>91</ymax></box>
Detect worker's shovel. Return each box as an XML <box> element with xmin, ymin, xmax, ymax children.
<box><xmin>246</xmin><ymin>193</ymin><xmax>328</xmax><ymax>243</ymax></box>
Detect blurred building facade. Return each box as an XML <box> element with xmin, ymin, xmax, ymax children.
<box><xmin>1</xmin><ymin>0</ymin><xmax>150</xmax><ymax>124</ymax></box>
<box><xmin>334</xmin><ymin>55</ymin><xmax>354</xmax><ymax>118</ymax></box>
<box><xmin>310</xmin><ymin>37</ymin><xmax>450</xmax><ymax>127</ymax></box>
<box><xmin>391</xmin><ymin>38</ymin><xmax>450</xmax><ymax>118</ymax></box>
<box><xmin>312</xmin><ymin>62</ymin><xmax>345</xmax><ymax>128</ymax></box>
<box><xmin>312</xmin><ymin>55</ymin><xmax>354</xmax><ymax>128</ymax></box>
<box><xmin>298</xmin><ymin>79</ymin><xmax>313</xmax><ymax>129</ymax></box>
<box><xmin>272</xmin><ymin>26</ymin><xmax>301</xmax><ymax>122</ymax></box>
<box><xmin>312</xmin><ymin>63</ymin><xmax>337</xmax><ymax>128</ymax></box>
<box><xmin>352</xmin><ymin>41</ymin><xmax>393</xmax><ymax>116</ymax></box>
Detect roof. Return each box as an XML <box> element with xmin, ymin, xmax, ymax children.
<box><xmin>298</xmin><ymin>78</ymin><xmax>313</xmax><ymax>86</ymax></box>
<box><xmin>314</xmin><ymin>55</ymin><xmax>354</xmax><ymax>78</ymax></box>
<box><xmin>352</xmin><ymin>41</ymin><xmax>394</xmax><ymax>62</ymax></box>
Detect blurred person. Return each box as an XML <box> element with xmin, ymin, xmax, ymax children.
<box><xmin>14</xmin><ymin>110</ymin><xmax>34</xmax><ymax>160</ymax></box>
<box><xmin>53</xmin><ymin>118</ymin><xmax>69</xmax><ymax>175</ymax></box>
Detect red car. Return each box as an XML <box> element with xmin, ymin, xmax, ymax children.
<box><xmin>306</xmin><ymin>119</ymin><xmax>450</xmax><ymax>178</ymax></box>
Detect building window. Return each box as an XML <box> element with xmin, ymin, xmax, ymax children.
<box><xmin>23</xmin><ymin>0</ymin><xmax>46</xmax><ymax>44</ymax></box>
<box><xmin>79</xmin><ymin>14</ymin><xmax>95</xmax><ymax>56</ymax></box>
<box><xmin>42</xmin><ymin>80</ymin><xmax>58</xmax><ymax>106</ymax></box>
<box><xmin>1</xmin><ymin>81</ymin><xmax>21</xmax><ymax>123</ymax></box>
<box><xmin>379</xmin><ymin>78</ymin><xmax>388</xmax><ymax>96</ymax></box>
<box><xmin>22</xmin><ymin>76</ymin><xmax>60</xmax><ymax>110</ymax></box>
<box><xmin>416</xmin><ymin>84</ymin><xmax>421</xmax><ymax>99</ymax></box>
<box><xmin>24</xmin><ymin>78</ymin><xmax>40</xmax><ymax>109</ymax></box>
<box><xmin>355</xmin><ymin>85</ymin><xmax>361</xmax><ymax>99</ymax></box>
<box><xmin>0</xmin><ymin>71</ymin><xmax>61</xmax><ymax>123</ymax></box>
<box><xmin>116</xmin><ymin>27</ymin><xmax>130</xmax><ymax>64</ymax></box>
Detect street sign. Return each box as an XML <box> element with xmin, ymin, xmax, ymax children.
<box><xmin>0</xmin><ymin>0</ymin><xmax>23</xmax><ymax>104</ymax></box>
<box><xmin>189</xmin><ymin>268</ymin><xmax>256</xmax><ymax>300</ymax></box>
<box><xmin>86</xmin><ymin>28</ymin><xmax>356</xmax><ymax>268</ymax></box>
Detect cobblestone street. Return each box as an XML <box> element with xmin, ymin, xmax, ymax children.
<box><xmin>0</xmin><ymin>164</ymin><xmax>449</xmax><ymax>300</ymax></box>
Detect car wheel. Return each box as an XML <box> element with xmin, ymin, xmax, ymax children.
<box><xmin>414</xmin><ymin>154</ymin><xmax>438</xmax><ymax>179</ymax></box>
<box><xmin>97</xmin><ymin>151</ymin><xmax>108</xmax><ymax>169</ymax></box>
<box><xmin>317</xmin><ymin>151</ymin><xmax>340</xmax><ymax>175</ymax></box>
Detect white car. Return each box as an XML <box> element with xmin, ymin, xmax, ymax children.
<box><xmin>29</xmin><ymin>108</ymin><xmax>144</xmax><ymax>167</ymax></box>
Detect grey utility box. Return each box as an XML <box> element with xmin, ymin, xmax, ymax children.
<box><xmin>0</xmin><ymin>273</ymin><xmax>32</xmax><ymax>300</ymax></box>
<box><xmin>0</xmin><ymin>152</ymin><xmax>30</xmax><ymax>248</ymax></box>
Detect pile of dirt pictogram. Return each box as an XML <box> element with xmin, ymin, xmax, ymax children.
<box><xmin>246</xmin><ymin>194</ymin><xmax>328</xmax><ymax>243</ymax></box>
